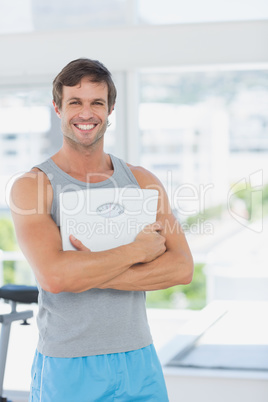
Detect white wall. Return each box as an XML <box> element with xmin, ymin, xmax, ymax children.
<box><xmin>0</xmin><ymin>21</ymin><xmax>268</xmax><ymax>86</ymax></box>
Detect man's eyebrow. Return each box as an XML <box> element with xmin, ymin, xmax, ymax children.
<box><xmin>66</xmin><ymin>97</ymin><xmax>81</xmax><ymax>102</ymax></box>
<box><xmin>93</xmin><ymin>98</ymin><xmax>107</xmax><ymax>103</ymax></box>
<box><xmin>66</xmin><ymin>97</ymin><xmax>107</xmax><ymax>103</ymax></box>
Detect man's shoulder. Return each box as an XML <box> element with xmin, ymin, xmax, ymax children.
<box><xmin>10</xmin><ymin>168</ymin><xmax>52</xmax><ymax>201</ymax></box>
<box><xmin>14</xmin><ymin>167</ymin><xmax>50</xmax><ymax>185</ymax></box>
<box><xmin>127</xmin><ymin>163</ymin><xmax>154</xmax><ymax>178</ymax></box>
<box><xmin>10</xmin><ymin>167</ymin><xmax>53</xmax><ymax>217</ymax></box>
<box><xmin>126</xmin><ymin>163</ymin><xmax>163</xmax><ymax>189</ymax></box>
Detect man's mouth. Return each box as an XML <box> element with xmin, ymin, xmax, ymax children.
<box><xmin>74</xmin><ymin>123</ymin><xmax>96</xmax><ymax>131</ymax></box>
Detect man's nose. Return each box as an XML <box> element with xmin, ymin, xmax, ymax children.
<box><xmin>78</xmin><ymin>105</ymin><xmax>94</xmax><ymax>119</ymax></box>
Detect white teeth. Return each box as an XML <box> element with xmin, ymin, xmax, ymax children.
<box><xmin>76</xmin><ymin>124</ymin><xmax>95</xmax><ymax>130</ymax></box>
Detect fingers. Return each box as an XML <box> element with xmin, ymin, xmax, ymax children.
<box><xmin>69</xmin><ymin>234</ymin><xmax>91</xmax><ymax>252</ymax></box>
<box><xmin>143</xmin><ymin>220</ymin><xmax>163</xmax><ymax>233</ymax></box>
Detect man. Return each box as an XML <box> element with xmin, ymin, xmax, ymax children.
<box><xmin>10</xmin><ymin>58</ymin><xmax>193</xmax><ymax>401</ymax></box>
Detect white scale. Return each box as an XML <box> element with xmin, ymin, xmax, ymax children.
<box><xmin>60</xmin><ymin>188</ymin><xmax>159</xmax><ymax>252</ymax></box>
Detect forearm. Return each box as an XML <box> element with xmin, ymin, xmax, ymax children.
<box><xmin>31</xmin><ymin>242</ymin><xmax>142</xmax><ymax>294</ymax></box>
<box><xmin>99</xmin><ymin>249</ymin><xmax>194</xmax><ymax>291</ymax></box>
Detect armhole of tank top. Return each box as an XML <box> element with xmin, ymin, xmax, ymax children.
<box><xmin>32</xmin><ymin>164</ymin><xmax>56</xmax><ymax>218</ymax></box>
<box><xmin>113</xmin><ymin>156</ymin><xmax>141</xmax><ymax>188</ymax></box>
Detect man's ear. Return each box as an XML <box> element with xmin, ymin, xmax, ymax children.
<box><xmin>53</xmin><ymin>100</ymin><xmax>61</xmax><ymax>118</ymax></box>
<box><xmin>109</xmin><ymin>104</ymin><xmax>115</xmax><ymax>115</ymax></box>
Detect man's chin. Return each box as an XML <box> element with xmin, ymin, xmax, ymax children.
<box><xmin>63</xmin><ymin>133</ymin><xmax>104</xmax><ymax>149</ymax></box>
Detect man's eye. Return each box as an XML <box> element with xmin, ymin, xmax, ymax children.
<box><xmin>69</xmin><ymin>101</ymin><xmax>79</xmax><ymax>105</ymax></box>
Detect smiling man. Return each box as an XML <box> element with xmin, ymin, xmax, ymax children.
<box><xmin>10</xmin><ymin>58</ymin><xmax>193</xmax><ymax>402</ymax></box>
<box><xmin>55</xmin><ymin>79</ymin><xmax>110</xmax><ymax>149</ymax></box>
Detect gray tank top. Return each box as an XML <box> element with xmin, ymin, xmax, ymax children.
<box><xmin>34</xmin><ymin>154</ymin><xmax>153</xmax><ymax>358</ymax></box>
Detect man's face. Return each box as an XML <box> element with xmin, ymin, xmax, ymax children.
<box><xmin>53</xmin><ymin>77</ymin><xmax>113</xmax><ymax>149</ymax></box>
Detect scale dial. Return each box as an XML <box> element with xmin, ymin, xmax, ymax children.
<box><xmin>96</xmin><ymin>203</ymin><xmax>124</xmax><ymax>218</ymax></box>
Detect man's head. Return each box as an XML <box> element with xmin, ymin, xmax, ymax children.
<box><xmin>53</xmin><ymin>58</ymin><xmax>117</xmax><ymax>113</ymax></box>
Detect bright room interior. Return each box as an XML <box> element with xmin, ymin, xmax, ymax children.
<box><xmin>0</xmin><ymin>1</ymin><xmax>268</xmax><ymax>401</ymax></box>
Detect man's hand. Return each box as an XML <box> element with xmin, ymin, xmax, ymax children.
<box><xmin>69</xmin><ymin>234</ymin><xmax>91</xmax><ymax>252</ymax></box>
<box><xmin>69</xmin><ymin>221</ymin><xmax>166</xmax><ymax>264</ymax></box>
<box><xmin>134</xmin><ymin>221</ymin><xmax>166</xmax><ymax>263</ymax></box>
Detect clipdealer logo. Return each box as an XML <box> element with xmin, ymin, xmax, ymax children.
<box><xmin>227</xmin><ymin>170</ymin><xmax>263</xmax><ymax>233</ymax></box>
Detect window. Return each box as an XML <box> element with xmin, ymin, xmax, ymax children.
<box><xmin>139</xmin><ymin>69</ymin><xmax>268</xmax><ymax>220</ymax></box>
<box><xmin>140</xmin><ymin>67</ymin><xmax>268</xmax><ymax>308</ymax></box>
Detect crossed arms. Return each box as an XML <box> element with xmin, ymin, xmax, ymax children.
<box><xmin>10</xmin><ymin>166</ymin><xmax>193</xmax><ymax>294</ymax></box>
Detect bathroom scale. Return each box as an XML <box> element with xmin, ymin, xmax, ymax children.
<box><xmin>60</xmin><ymin>188</ymin><xmax>159</xmax><ymax>251</ymax></box>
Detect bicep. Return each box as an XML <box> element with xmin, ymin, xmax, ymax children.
<box><xmin>131</xmin><ymin>165</ymin><xmax>192</xmax><ymax>259</ymax></box>
<box><xmin>152</xmin><ymin>188</ymin><xmax>194</xmax><ymax>284</ymax></box>
<box><xmin>13</xmin><ymin>212</ymin><xmax>62</xmax><ymax>269</ymax></box>
<box><xmin>10</xmin><ymin>172</ymin><xmax>63</xmax><ymax>286</ymax></box>
<box><xmin>157</xmin><ymin>190</ymin><xmax>191</xmax><ymax>259</ymax></box>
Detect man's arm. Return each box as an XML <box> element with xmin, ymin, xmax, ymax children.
<box><xmin>73</xmin><ymin>166</ymin><xmax>194</xmax><ymax>291</ymax></box>
<box><xmin>10</xmin><ymin>170</ymin><xmax>166</xmax><ymax>294</ymax></box>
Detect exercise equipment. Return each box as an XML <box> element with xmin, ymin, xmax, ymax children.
<box><xmin>0</xmin><ymin>285</ymin><xmax>38</xmax><ymax>402</ymax></box>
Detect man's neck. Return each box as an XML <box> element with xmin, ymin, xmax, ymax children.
<box><xmin>51</xmin><ymin>142</ymin><xmax>113</xmax><ymax>183</ymax></box>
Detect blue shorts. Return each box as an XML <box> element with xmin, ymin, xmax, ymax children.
<box><xmin>29</xmin><ymin>344</ymin><xmax>169</xmax><ymax>401</ymax></box>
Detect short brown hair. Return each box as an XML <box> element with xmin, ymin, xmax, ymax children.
<box><xmin>53</xmin><ymin>58</ymin><xmax>117</xmax><ymax>112</ymax></box>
